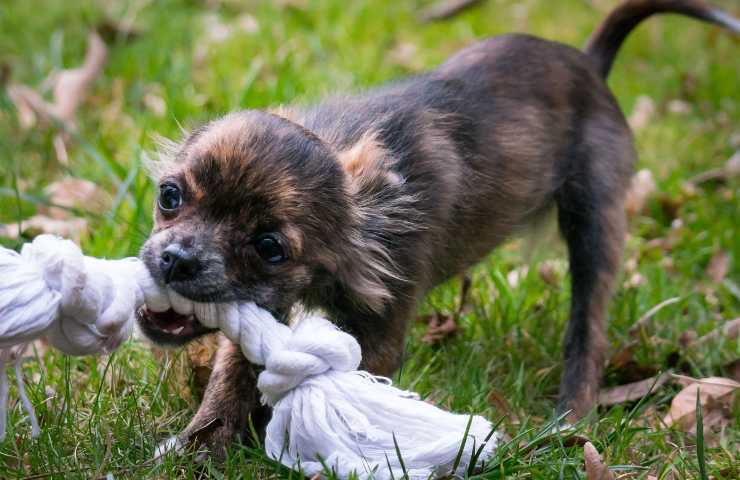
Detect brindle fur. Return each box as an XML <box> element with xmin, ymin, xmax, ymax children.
<box><xmin>139</xmin><ymin>0</ymin><xmax>739</xmax><ymax>456</ymax></box>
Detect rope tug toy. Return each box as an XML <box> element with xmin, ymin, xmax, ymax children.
<box><xmin>0</xmin><ymin>234</ymin><xmax>497</xmax><ymax>479</ymax></box>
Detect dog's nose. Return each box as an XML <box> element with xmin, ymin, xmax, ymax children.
<box><xmin>160</xmin><ymin>244</ymin><xmax>201</xmax><ymax>283</ymax></box>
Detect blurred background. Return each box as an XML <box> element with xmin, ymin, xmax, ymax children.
<box><xmin>0</xmin><ymin>1</ymin><xmax>738</xmax><ymax>478</ymax></box>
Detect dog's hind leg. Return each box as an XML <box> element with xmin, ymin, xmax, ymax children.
<box><xmin>554</xmin><ymin>122</ymin><xmax>632</xmax><ymax>420</ymax></box>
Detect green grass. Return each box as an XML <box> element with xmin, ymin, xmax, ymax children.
<box><xmin>0</xmin><ymin>0</ymin><xmax>738</xmax><ymax>478</ymax></box>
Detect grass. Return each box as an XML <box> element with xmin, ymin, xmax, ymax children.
<box><xmin>0</xmin><ymin>0</ymin><xmax>738</xmax><ymax>478</ymax></box>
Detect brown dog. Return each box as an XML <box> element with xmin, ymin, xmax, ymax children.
<box><xmin>137</xmin><ymin>0</ymin><xmax>739</xmax><ymax>458</ymax></box>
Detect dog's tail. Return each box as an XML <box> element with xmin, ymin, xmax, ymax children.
<box><xmin>585</xmin><ymin>0</ymin><xmax>740</xmax><ymax>78</ymax></box>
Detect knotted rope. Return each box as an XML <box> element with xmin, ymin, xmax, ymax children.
<box><xmin>0</xmin><ymin>235</ymin><xmax>497</xmax><ymax>478</ymax></box>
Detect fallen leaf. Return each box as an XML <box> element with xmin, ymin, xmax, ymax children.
<box><xmin>624</xmin><ymin>169</ymin><xmax>656</xmax><ymax>216</ymax></box>
<box><xmin>0</xmin><ymin>216</ymin><xmax>88</xmax><ymax>243</ymax></box>
<box><xmin>487</xmin><ymin>388</ymin><xmax>518</xmax><ymax>422</ymax></box>
<box><xmin>6</xmin><ymin>32</ymin><xmax>107</xmax><ymax>164</ymax></box>
<box><xmin>583</xmin><ymin>442</ymin><xmax>615</xmax><ymax>480</ymax></box>
<box><xmin>421</xmin><ymin>313</ymin><xmax>458</xmax><ymax>345</ymax></box>
<box><xmin>628</xmin><ymin>95</ymin><xmax>655</xmax><ymax>131</ymax></box>
<box><xmin>689</xmin><ymin>151</ymin><xmax>740</xmax><ymax>185</ymax></box>
<box><xmin>42</xmin><ymin>177</ymin><xmax>111</xmax><ymax>218</ymax></box>
<box><xmin>705</xmin><ymin>250</ymin><xmax>730</xmax><ymax>283</ymax></box>
<box><xmin>690</xmin><ymin>318</ymin><xmax>740</xmax><ymax>348</ymax></box>
<box><xmin>417</xmin><ymin>0</ymin><xmax>485</xmax><ymax>23</ymax></box>
<box><xmin>49</xmin><ymin>31</ymin><xmax>107</xmax><ymax>127</ymax></box>
<box><xmin>723</xmin><ymin>359</ymin><xmax>740</xmax><ymax>382</ymax></box>
<box><xmin>662</xmin><ymin>376</ymin><xmax>739</xmax><ymax>430</ymax></box>
<box><xmin>598</xmin><ymin>371</ymin><xmax>672</xmax><ymax>406</ymax></box>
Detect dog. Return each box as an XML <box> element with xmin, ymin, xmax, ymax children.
<box><xmin>137</xmin><ymin>0</ymin><xmax>739</xmax><ymax>459</ymax></box>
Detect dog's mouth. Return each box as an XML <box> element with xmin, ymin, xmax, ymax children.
<box><xmin>137</xmin><ymin>307</ymin><xmax>216</xmax><ymax>346</ymax></box>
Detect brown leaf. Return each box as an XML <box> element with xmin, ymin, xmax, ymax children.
<box><xmin>723</xmin><ymin>359</ymin><xmax>740</xmax><ymax>382</ymax></box>
<box><xmin>690</xmin><ymin>318</ymin><xmax>740</xmax><ymax>348</ymax></box>
<box><xmin>487</xmin><ymin>388</ymin><xmax>517</xmax><ymax>422</ymax></box>
<box><xmin>0</xmin><ymin>216</ymin><xmax>88</xmax><ymax>243</ymax></box>
<box><xmin>583</xmin><ymin>442</ymin><xmax>615</xmax><ymax>480</ymax></box>
<box><xmin>705</xmin><ymin>250</ymin><xmax>730</xmax><ymax>283</ymax></box>
<box><xmin>0</xmin><ymin>177</ymin><xmax>111</xmax><ymax>242</ymax></box>
<box><xmin>6</xmin><ymin>32</ymin><xmax>106</xmax><ymax>163</ymax></box>
<box><xmin>417</xmin><ymin>0</ymin><xmax>485</xmax><ymax>23</ymax></box>
<box><xmin>689</xmin><ymin>151</ymin><xmax>740</xmax><ymax>185</ymax></box>
<box><xmin>662</xmin><ymin>376</ymin><xmax>739</xmax><ymax>430</ymax></box>
<box><xmin>421</xmin><ymin>313</ymin><xmax>458</xmax><ymax>345</ymax></box>
<box><xmin>50</xmin><ymin>31</ymin><xmax>107</xmax><ymax>125</ymax></box>
<box><xmin>43</xmin><ymin>177</ymin><xmax>111</xmax><ymax>218</ymax></box>
<box><xmin>598</xmin><ymin>371</ymin><xmax>671</xmax><ymax>406</ymax></box>
<box><xmin>624</xmin><ymin>169</ymin><xmax>656</xmax><ymax>217</ymax></box>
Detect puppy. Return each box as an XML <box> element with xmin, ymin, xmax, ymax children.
<box><xmin>138</xmin><ymin>0</ymin><xmax>739</xmax><ymax>458</ymax></box>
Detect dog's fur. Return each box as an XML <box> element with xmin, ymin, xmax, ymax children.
<box><xmin>138</xmin><ymin>0</ymin><xmax>739</xmax><ymax>458</ymax></box>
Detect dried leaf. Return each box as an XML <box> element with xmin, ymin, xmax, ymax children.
<box><xmin>689</xmin><ymin>151</ymin><xmax>740</xmax><ymax>185</ymax></box>
<box><xmin>690</xmin><ymin>318</ymin><xmax>740</xmax><ymax>347</ymax></box>
<box><xmin>723</xmin><ymin>359</ymin><xmax>740</xmax><ymax>382</ymax></box>
<box><xmin>705</xmin><ymin>250</ymin><xmax>730</xmax><ymax>283</ymax></box>
<box><xmin>6</xmin><ymin>32</ymin><xmax>107</xmax><ymax>164</ymax></box>
<box><xmin>487</xmin><ymin>388</ymin><xmax>517</xmax><ymax>422</ymax></box>
<box><xmin>421</xmin><ymin>313</ymin><xmax>458</xmax><ymax>345</ymax></box>
<box><xmin>0</xmin><ymin>216</ymin><xmax>88</xmax><ymax>242</ymax></box>
<box><xmin>628</xmin><ymin>95</ymin><xmax>655</xmax><ymax>131</ymax></box>
<box><xmin>43</xmin><ymin>177</ymin><xmax>111</xmax><ymax>218</ymax></box>
<box><xmin>662</xmin><ymin>376</ymin><xmax>739</xmax><ymax>430</ymax></box>
<box><xmin>583</xmin><ymin>442</ymin><xmax>615</xmax><ymax>480</ymax></box>
<box><xmin>598</xmin><ymin>371</ymin><xmax>671</xmax><ymax>406</ymax></box>
<box><xmin>624</xmin><ymin>169</ymin><xmax>656</xmax><ymax>216</ymax></box>
<box><xmin>417</xmin><ymin>0</ymin><xmax>485</xmax><ymax>23</ymax></box>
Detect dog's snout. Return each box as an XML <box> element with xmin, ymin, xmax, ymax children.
<box><xmin>160</xmin><ymin>244</ymin><xmax>201</xmax><ymax>283</ymax></box>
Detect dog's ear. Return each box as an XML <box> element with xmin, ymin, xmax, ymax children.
<box><xmin>334</xmin><ymin>134</ymin><xmax>416</xmax><ymax>313</ymax></box>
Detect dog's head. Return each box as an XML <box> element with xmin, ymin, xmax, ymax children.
<box><xmin>137</xmin><ymin>110</ymin><xmax>405</xmax><ymax>345</ymax></box>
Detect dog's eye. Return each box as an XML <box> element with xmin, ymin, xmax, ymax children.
<box><xmin>254</xmin><ymin>234</ymin><xmax>287</xmax><ymax>264</ymax></box>
<box><xmin>158</xmin><ymin>183</ymin><xmax>182</xmax><ymax>212</ymax></box>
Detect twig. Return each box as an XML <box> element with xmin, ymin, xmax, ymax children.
<box><xmin>418</xmin><ymin>0</ymin><xmax>486</xmax><ymax>23</ymax></box>
<box><xmin>628</xmin><ymin>296</ymin><xmax>681</xmax><ymax>337</ymax></box>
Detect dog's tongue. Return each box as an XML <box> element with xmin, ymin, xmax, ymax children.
<box><xmin>141</xmin><ymin>308</ymin><xmax>191</xmax><ymax>330</ymax></box>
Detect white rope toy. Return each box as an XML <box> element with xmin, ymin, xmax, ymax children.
<box><xmin>0</xmin><ymin>234</ymin><xmax>498</xmax><ymax>479</ymax></box>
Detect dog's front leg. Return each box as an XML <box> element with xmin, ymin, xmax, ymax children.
<box><xmin>155</xmin><ymin>333</ymin><xmax>270</xmax><ymax>461</ymax></box>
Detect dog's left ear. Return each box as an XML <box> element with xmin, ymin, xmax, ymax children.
<box><xmin>333</xmin><ymin>134</ymin><xmax>414</xmax><ymax>313</ymax></box>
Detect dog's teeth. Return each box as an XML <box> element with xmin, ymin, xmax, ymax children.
<box><xmin>171</xmin><ymin>326</ymin><xmax>185</xmax><ymax>335</ymax></box>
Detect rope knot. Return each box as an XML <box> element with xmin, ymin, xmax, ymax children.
<box><xmin>257</xmin><ymin>315</ymin><xmax>361</xmax><ymax>405</ymax></box>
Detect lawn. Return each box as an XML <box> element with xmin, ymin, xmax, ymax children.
<box><xmin>0</xmin><ymin>0</ymin><xmax>738</xmax><ymax>478</ymax></box>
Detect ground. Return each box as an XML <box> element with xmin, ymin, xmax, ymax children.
<box><xmin>0</xmin><ymin>0</ymin><xmax>738</xmax><ymax>478</ymax></box>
